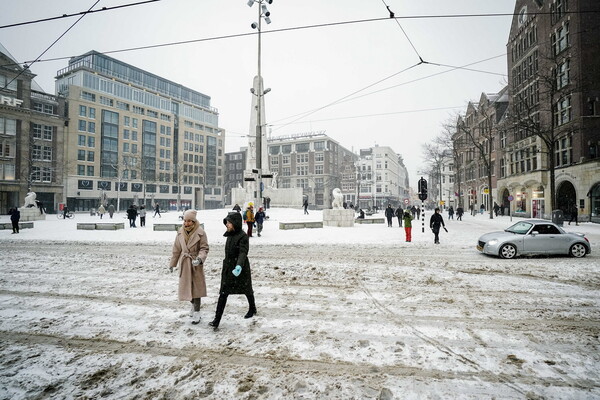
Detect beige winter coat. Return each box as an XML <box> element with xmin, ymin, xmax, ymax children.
<box><xmin>169</xmin><ymin>225</ymin><xmax>209</xmax><ymax>301</ymax></box>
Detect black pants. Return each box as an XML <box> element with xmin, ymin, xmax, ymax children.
<box><xmin>11</xmin><ymin>221</ymin><xmax>19</xmax><ymax>233</ymax></box>
<box><xmin>432</xmin><ymin>227</ymin><xmax>440</xmax><ymax>243</ymax></box>
<box><xmin>397</xmin><ymin>217</ymin><xmax>402</xmax><ymax>227</ymax></box>
<box><xmin>213</xmin><ymin>293</ymin><xmax>256</xmax><ymax>325</ymax></box>
<box><xmin>140</xmin><ymin>216</ymin><xmax>146</xmax><ymax>226</ymax></box>
<box><xmin>386</xmin><ymin>216</ymin><xmax>392</xmax><ymax>227</ymax></box>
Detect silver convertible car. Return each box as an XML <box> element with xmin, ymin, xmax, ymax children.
<box><xmin>477</xmin><ymin>219</ymin><xmax>591</xmax><ymax>259</ymax></box>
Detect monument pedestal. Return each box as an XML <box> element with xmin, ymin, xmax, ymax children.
<box><xmin>323</xmin><ymin>209</ymin><xmax>355</xmax><ymax>227</ymax></box>
<box><xmin>19</xmin><ymin>207</ymin><xmax>45</xmax><ymax>222</ymax></box>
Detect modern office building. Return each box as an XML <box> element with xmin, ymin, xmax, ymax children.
<box><xmin>55</xmin><ymin>51</ymin><xmax>224</xmax><ymax>212</ymax></box>
<box><xmin>0</xmin><ymin>44</ymin><xmax>67</xmax><ymax>214</ymax></box>
<box><xmin>266</xmin><ymin>132</ymin><xmax>357</xmax><ymax>209</ymax></box>
<box><xmin>224</xmin><ymin>148</ymin><xmax>247</xmax><ymax>206</ymax></box>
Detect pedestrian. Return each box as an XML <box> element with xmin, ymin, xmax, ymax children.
<box><xmin>232</xmin><ymin>203</ymin><xmax>241</xmax><ymax>213</ymax></box>
<box><xmin>456</xmin><ymin>206</ymin><xmax>464</xmax><ymax>221</ymax></box>
<box><xmin>255</xmin><ymin>207</ymin><xmax>266</xmax><ymax>237</ymax></box>
<box><xmin>127</xmin><ymin>204</ymin><xmax>138</xmax><ymax>227</ymax></box>
<box><xmin>108</xmin><ymin>203</ymin><xmax>115</xmax><ymax>219</ymax></box>
<box><xmin>169</xmin><ymin>209</ymin><xmax>209</xmax><ymax>325</ymax></box>
<box><xmin>448</xmin><ymin>206</ymin><xmax>454</xmax><ymax>220</ymax></box>
<box><xmin>62</xmin><ymin>205</ymin><xmax>69</xmax><ymax>220</ymax></box>
<box><xmin>209</xmin><ymin>211</ymin><xmax>257</xmax><ymax>330</ymax></box>
<box><xmin>153</xmin><ymin>203</ymin><xmax>161</xmax><ymax>218</ymax></box>
<box><xmin>35</xmin><ymin>200</ymin><xmax>45</xmax><ymax>215</ymax></box>
<box><xmin>9</xmin><ymin>207</ymin><xmax>20</xmax><ymax>234</ymax></box>
<box><xmin>568</xmin><ymin>205</ymin><xmax>579</xmax><ymax>226</ymax></box>
<box><xmin>97</xmin><ymin>204</ymin><xmax>106</xmax><ymax>219</ymax></box>
<box><xmin>395</xmin><ymin>205</ymin><xmax>403</xmax><ymax>227</ymax></box>
<box><xmin>139</xmin><ymin>205</ymin><xmax>146</xmax><ymax>227</ymax></box>
<box><xmin>415</xmin><ymin>206</ymin><xmax>421</xmax><ymax>220</ymax></box>
<box><xmin>430</xmin><ymin>207</ymin><xmax>446</xmax><ymax>244</ymax></box>
<box><xmin>357</xmin><ymin>209</ymin><xmax>365</xmax><ymax>219</ymax></box>
<box><xmin>303</xmin><ymin>199</ymin><xmax>309</xmax><ymax>215</ymax></box>
<box><xmin>493</xmin><ymin>202</ymin><xmax>500</xmax><ymax>217</ymax></box>
<box><xmin>385</xmin><ymin>204</ymin><xmax>394</xmax><ymax>227</ymax></box>
<box><xmin>403</xmin><ymin>209</ymin><xmax>413</xmax><ymax>242</ymax></box>
<box><xmin>480</xmin><ymin>203</ymin><xmax>485</xmax><ymax>215</ymax></box>
<box><xmin>243</xmin><ymin>203</ymin><xmax>255</xmax><ymax>237</ymax></box>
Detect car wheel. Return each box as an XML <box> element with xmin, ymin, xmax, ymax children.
<box><xmin>570</xmin><ymin>243</ymin><xmax>587</xmax><ymax>258</ymax></box>
<box><xmin>499</xmin><ymin>243</ymin><xmax>517</xmax><ymax>259</ymax></box>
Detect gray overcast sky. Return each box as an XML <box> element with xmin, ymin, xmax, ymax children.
<box><xmin>1</xmin><ymin>0</ymin><xmax>516</xmax><ymax>186</ymax></box>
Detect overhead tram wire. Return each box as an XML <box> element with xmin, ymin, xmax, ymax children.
<box><xmin>269</xmin><ymin>62</ymin><xmax>423</xmax><ymax>133</ymax></box>
<box><xmin>269</xmin><ymin>53</ymin><xmax>505</xmax><ymax>128</ymax></box>
<box><xmin>0</xmin><ymin>0</ymin><xmax>162</xmax><ymax>29</ymax></box>
<box><xmin>379</xmin><ymin>0</ymin><xmax>424</xmax><ymax>63</ymax></box>
<box><xmin>2</xmin><ymin>10</ymin><xmax>600</xmax><ymax>68</ymax></box>
<box><xmin>1</xmin><ymin>0</ymin><xmax>101</xmax><ymax>91</ymax></box>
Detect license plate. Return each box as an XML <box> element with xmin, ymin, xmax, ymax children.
<box><xmin>476</xmin><ymin>245</ymin><xmax>483</xmax><ymax>251</ymax></box>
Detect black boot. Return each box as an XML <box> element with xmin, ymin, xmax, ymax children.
<box><xmin>244</xmin><ymin>294</ymin><xmax>257</xmax><ymax>319</ymax></box>
<box><xmin>210</xmin><ymin>294</ymin><xmax>228</xmax><ymax>329</ymax></box>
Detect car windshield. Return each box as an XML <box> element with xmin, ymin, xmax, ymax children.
<box><xmin>505</xmin><ymin>221</ymin><xmax>533</xmax><ymax>234</ymax></box>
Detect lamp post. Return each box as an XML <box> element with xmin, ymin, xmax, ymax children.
<box><xmin>248</xmin><ymin>0</ymin><xmax>273</xmax><ymax>207</ymax></box>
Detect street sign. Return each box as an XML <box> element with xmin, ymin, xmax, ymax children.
<box><xmin>404</xmin><ymin>198</ymin><xmax>409</xmax><ymax>204</ymax></box>
<box><xmin>508</xmin><ymin>195</ymin><xmax>514</xmax><ymax>201</ymax></box>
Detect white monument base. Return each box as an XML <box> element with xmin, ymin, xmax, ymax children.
<box><xmin>19</xmin><ymin>207</ymin><xmax>46</xmax><ymax>221</ymax></box>
<box><xmin>323</xmin><ymin>209</ymin><xmax>355</xmax><ymax>227</ymax></box>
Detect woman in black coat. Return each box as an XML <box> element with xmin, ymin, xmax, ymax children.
<box><xmin>209</xmin><ymin>212</ymin><xmax>256</xmax><ymax>329</ymax></box>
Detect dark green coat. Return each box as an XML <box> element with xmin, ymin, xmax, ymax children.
<box><xmin>220</xmin><ymin>212</ymin><xmax>253</xmax><ymax>295</ymax></box>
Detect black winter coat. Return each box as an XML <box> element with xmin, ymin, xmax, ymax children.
<box><xmin>220</xmin><ymin>212</ymin><xmax>253</xmax><ymax>295</ymax></box>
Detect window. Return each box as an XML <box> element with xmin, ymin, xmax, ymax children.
<box><xmin>269</xmin><ymin>145</ymin><xmax>280</xmax><ymax>155</ymax></box>
<box><xmin>78</xmin><ymin>165</ymin><xmax>85</xmax><ymax>175</ymax></box>
<box><xmin>78</xmin><ymin>150</ymin><xmax>86</xmax><ymax>160</ymax></box>
<box><xmin>270</xmin><ymin>157</ymin><xmax>279</xmax><ymax>166</ymax></box>
<box><xmin>89</xmin><ymin>108</ymin><xmax>96</xmax><ymax>119</ymax></box>
<box><xmin>282</xmin><ymin>144</ymin><xmax>291</xmax><ymax>154</ymax></box>
<box><xmin>78</xmin><ymin>120</ymin><xmax>87</xmax><ymax>131</ymax></box>
<box><xmin>282</xmin><ymin>155</ymin><xmax>290</xmax><ymax>164</ymax></box>
<box><xmin>81</xmin><ymin>91</ymin><xmax>95</xmax><ymax>102</ymax></box>
<box><xmin>88</xmin><ymin>137</ymin><xmax>95</xmax><ymax>148</ymax></box>
<box><xmin>79</xmin><ymin>105</ymin><xmax>87</xmax><ymax>117</ymax></box>
<box><xmin>315</xmin><ymin>152</ymin><xmax>324</xmax><ymax>162</ymax></box>
<box><xmin>124</xmin><ymin>116</ymin><xmax>130</xmax><ymax>126</ymax></box>
<box><xmin>87</xmin><ymin>151</ymin><xmax>94</xmax><ymax>162</ymax></box>
<box><xmin>282</xmin><ymin>167</ymin><xmax>291</xmax><ymax>176</ymax></box>
<box><xmin>0</xmin><ymin>74</ymin><xmax>18</xmax><ymax>91</ymax></box>
<box><xmin>42</xmin><ymin>146</ymin><xmax>52</xmax><ymax>161</ymax></box>
<box><xmin>314</xmin><ymin>141</ymin><xmax>325</xmax><ymax>151</ymax></box>
<box><xmin>87</xmin><ymin>166</ymin><xmax>94</xmax><ymax>176</ymax></box>
<box><xmin>88</xmin><ymin>122</ymin><xmax>96</xmax><ymax>133</ymax></box>
<box><xmin>315</xmin><ymin>165</ymin><xmax>323</xmax><ymax>175</ymax></box>
<box><xmin>123</xmin><ymin>143</ymin><xmax>130</xmax><ymax>152</ymax></box>
<box><xmin>556</xmin><ymin>59</ymin><xmax>570</xmax><ymax>89</ymax></box>
<box><xmin>78</xmin><ymin>135</ymin><xmax>86</xmax><ymax>146</ymax></box>
<box><xmin>297</xmin><ymin>154</ymin><xmax>308</xmax><ymax>163</ymax></box>
<box><xmin>555</xmin><ymin>136</ymin><xmax>572</xmax><ymax>167</ymax></box>
<box><xmin>553</xmin><ymin>22</ymin><xmax>569</xmax><ymax>55</ymax></box>
<box><xmin>555</xmin><ymin>95</ymin><xmax>572</xmax><ymax>126</ymax></box>
<box><xmin>297</xmin><ymin>165</ymin><xmax>308</xmax><ymax>175</ymax></box>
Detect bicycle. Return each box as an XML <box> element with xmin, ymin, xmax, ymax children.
<box><xmin>57</xmin><ymin>211</ymin><xmax>75</xmax><ymax>219</ymax></box>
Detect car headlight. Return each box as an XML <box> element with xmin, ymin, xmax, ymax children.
<box><xmin>488</xmin><ymin>239</ymin><xmax>498</xmax><ymax>246</ymax></box>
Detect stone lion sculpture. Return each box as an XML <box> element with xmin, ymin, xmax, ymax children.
<box><xmin>23</xmin><ymin>191</ymin><xmax>37</xmax><ymax>208</ymax></box>
<box><xmin>331</xmin><ymin>188</ymin><xmax>344</xmax><ymax>209</ymax></box>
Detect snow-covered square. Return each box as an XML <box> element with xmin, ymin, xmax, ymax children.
<box><xmin>1</xmin><ymin>208</ymin><xmax>599</xmax><ymax>399</ymax></box>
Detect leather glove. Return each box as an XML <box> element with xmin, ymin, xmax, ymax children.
<box><xmin>192</xmin><ymin>258</ymin><xmax>201</xmax><ymax>266</ymax></box>
<box><xmin>232</xmin><ymin>265</ymin><xmax>242</xmax><ymax>277</ymax></box>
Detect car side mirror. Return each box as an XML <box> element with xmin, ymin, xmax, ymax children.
<box><xmin>531</xmin><ymin>231</ymin><xmax>539</xmax><ymax>236</ymax></box>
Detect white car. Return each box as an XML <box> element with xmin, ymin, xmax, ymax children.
<box><xmin>477</xmin><ymin>219</ymin><xmax>591</xmax><ymax>259</ymax></box>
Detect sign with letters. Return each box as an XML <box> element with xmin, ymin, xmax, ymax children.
<box><xmin>1</xmin><ymin>95</ymin><xmax>23</xmax><ymax>107</ymax></box>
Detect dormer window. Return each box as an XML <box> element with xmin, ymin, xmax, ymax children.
<box><xmin>518</xmin><ymin>6</ymin><xmax>528</xmax><ymax>27</ymax></box>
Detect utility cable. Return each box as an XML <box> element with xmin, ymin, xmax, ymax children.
<box><xmin>1</xmin><ymin>0</ymin><xmax>101</xmax><ymax>91</ymax></box>
<box><xmin>270</xmin><ymin>62</ymin><xmax>423</xmax><ymax>132</ymax></box>
<box><xmin>379</xmin><ymin>0</ymin><xmax>424</xmax><ymax>63</ymax></box>
<box><xmin>0</xmin><ymin>0</ymin><xmax>161</xmax><ymax>29</ymax></box>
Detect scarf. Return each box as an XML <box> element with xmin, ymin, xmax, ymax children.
<box><xmin>183</xmin><ymin>222</ymin><xmax>198</xmax><ymax>243</ymax></box>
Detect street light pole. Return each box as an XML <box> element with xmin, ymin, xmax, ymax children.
<box><xmin>249</xmin><ymin>0</ymin><xmax>273</xmax><ymax>207</ymax></box>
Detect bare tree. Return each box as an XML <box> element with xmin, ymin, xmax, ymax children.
<box><xmin>456</xmin><ymin>109</ymin><xmax>496</xmax><ymax>219</ymax></box>
<box><xmin>421</xmin><ymin>143</ymin><xmax>448</xmax><ymax>207</ymax></box>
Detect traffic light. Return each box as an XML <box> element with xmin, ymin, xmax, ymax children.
<box><xmin>418</xmin><ymin>177</ymin><xmax>428</xmax><ymax>201</ymax></box>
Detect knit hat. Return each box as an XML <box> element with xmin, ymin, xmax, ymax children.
<box><xmin>183</xmin><ymin>209</ymin><xmax>197</xmax><ymax>222</ymax></box>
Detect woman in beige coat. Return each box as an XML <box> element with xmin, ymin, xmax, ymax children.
<box><xmin>169</xmin><ymin>209</ymin><xmax>209</xmax><ymax>324</ymax></box>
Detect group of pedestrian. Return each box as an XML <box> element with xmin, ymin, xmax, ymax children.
<box><xmin>232</xmin><ymin>202</ymin><xmax>267</xmax><ymax>238</ymax></box>
<box><xmin>169</xmin><ymin>209</ymin><xmax>256</xmax><ymax>330</ymax></box>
